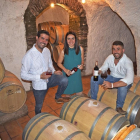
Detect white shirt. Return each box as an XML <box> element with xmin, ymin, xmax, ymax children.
<box><xmin>21</xmin><ymin>44</ymin><xmax>55</xmax><ymax>90</ymax></box>
<box><xmin>99</xmin><ymin>54</ymin><xmax>134</xmax><ymax>85</ymax></box>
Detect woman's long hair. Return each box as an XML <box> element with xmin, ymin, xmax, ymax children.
<box><xmin>64</xmin><ymin>31</ymin><xmax>80</xmax><ymax>55</ymax></box>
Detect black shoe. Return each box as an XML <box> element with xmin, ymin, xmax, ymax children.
<box><xmin>116</xmin><ymin>107</ymin><xmax>127</xmax><ymax>115</ymax></box>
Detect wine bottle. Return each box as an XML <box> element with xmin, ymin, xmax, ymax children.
<box><xmin>93</xmin><ymin>61</ymin><xmax>99</xmax><ymax>81</ymax></box>
<box><xmin>66</xmin><ymin>65</ymin><xmax>81</xmax><ymax>77</ymax></box>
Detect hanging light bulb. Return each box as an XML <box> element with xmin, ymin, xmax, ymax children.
<box><xmin>82</xmin><ymin>0</ymin><xmax>85</xmax><ymax>3</ymax></box>
<box><xmin>51</xmin><ymin>3</ymin><xmax>54</xmax><ymax>7</ymax></box>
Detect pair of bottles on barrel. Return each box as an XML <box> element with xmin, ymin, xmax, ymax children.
<box><xmin>93</xmin><ymin>61</ymin><xmax>99</xmax><ymax>81</ymax></box>
<box><xmin>66</xmin><ymin>65</ymin><xmax>81</xmax><ymax>77</ymax></box>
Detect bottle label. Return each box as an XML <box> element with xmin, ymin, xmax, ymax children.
<box><xmin>71</xmin><ymin>70</ymin><xmax>75</xmax><ymax>74</ymax></box>
<box><xmin>94</xmin><ymin>70</ymin><xmax>98</xmax><ymax>76</ymax></box>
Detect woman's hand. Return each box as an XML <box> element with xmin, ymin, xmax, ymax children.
<box><xmin>78</xmin><ymin>64</ymin><xmax>84</xmax><ymax>70</ymax></box>
<box><xmin>65</xmin><ymin>69</ymin><xmax>71</xmax><ymax>76</ymax></box>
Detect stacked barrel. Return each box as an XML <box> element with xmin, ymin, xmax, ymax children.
<box><xmin>38</xmin><ymin>21</ymin><xmax>69</xmax><ymax>63</ymax></box>
<box><xmin>22</xmin><ymin>112</ymin><xmax>91</xmax><ymax>140</ymax></box>
<box><xmin>60</xmin><ymin>96</ymin><xmax>130</xmax><ymax>140</ymax></box>
<box><xmin>22</xmin><ymin>75</ymin><xmax>140</xmax><ymax>140</ymax></box>
<box><xmin>23</xmin><ymin>96</ymin><xmax>130</xmax><ymax>140</ymax></box>
<box><xmin>0</xmin><ymin>58</ymin><xmax>26</xmax><ymax>113</ymax></box>
<box><xmin>22</xmin><ymin>86</ymin><xmax>140</xmax><ymax>140</ymax></box>
<box><xmin>88</xmin><ymin>85</ymin><xmax>140</xmax><ymax>127</ymax></box>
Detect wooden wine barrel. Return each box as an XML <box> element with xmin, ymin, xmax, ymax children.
<box><xmin>60</xmin><ymin>96</ymin><xmax>130</xmax><ymax>140</ymax></box>
<box><xmin>53</xmin><ymin>43</ymin><xmax>64</xmax><ymax>63</ymax></box>
<box><xmin>22</xmin><ymin>112</ymin><xmax>91</xmax><ymax>140</ymax></box>
<box><xmin>112</xmin><ymin>124</ymin><xmax>140</xmax><ymax>140</ymax></box>
<box><xmin>46</xmin><ymin>42</ymin><xmax>54</xmax><ymax>57</ymax></box>
<box><xmin>38</xmin><ymin>21</ymin><xmax>62</xmax><ymax>33</ymax></box>
<box><xmin>0</xmin><ymin>70</ymin><xmax>27</xmax><ymax>113</ymax></box>
<box><xmin>50</xmin><ymin>25</ymin><xmax>69</xmax><ymax>44</ymax></box>
<box><xmin>0</xmin><ymin>58</ymin><xmax>5</xmax><ymax>84</ymax></box>
<box><xmin>88</xmin><ymin>87</ymin><xmax>140</xmax><ymax>126</ymax></box>
<box><xmin>129</xmin><ymin>76</ymin><xmax>140</xmax><ymax>95</ymax></box>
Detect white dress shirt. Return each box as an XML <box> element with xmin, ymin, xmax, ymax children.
<box><xmin>21</xmin><ymin>44</ymin><xmax>55</xmax><ymax>90</ymax></box>
<box><xmin>99</xmin><ymin>54</ymin><xmax>134</xmax><ymax>85</ymax></box>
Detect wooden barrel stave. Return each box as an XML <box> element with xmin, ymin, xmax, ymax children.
<box><xmin>46</xmin><ymin>42</ymin><xmax>54</xmax><ymax>57</ymax></box>
<box><xmin>55</xmin><ymin>25</ymin><xmax>64</xmax><ymax>44</ymax></box>
<box><xmin>62</xmin><ymin>25</ymin><xmax>69</xmax><ymax>43</ymax></box>
<box><xmin>60</xmin><ymin>96</ymin><xmax>129</xmax><ymax>140</ymax></box>
<box><xmin>0</xmin><ymin>58</ymin><xmax>5</xmax><ymax>84</ymax></box>
<box><xmin>53</xmin><ymin>43</ymin><xmax>64</xmax><ymax>63</ymax></box>
<box><xmin>38</xmin><ymin>21</ymin><xmax>62</xmax><ymax>33</ymax></box>
<box><xmin>0</xmin><ymin>70</ymin><xmax>26</xmax><ymax>113</ymax></box>
<box><xmin>22</xmin><ymin>112</ymin><xmax>91</xmax><ymax>140</ymax></box>
<box><xmin>50</xmin><ymin>25</ymin><xmax>69</xmax><ymax>44</ymax></box>
<box><xmin>129</xmin><ymin>76</ymin><xmax>140</xmax><ymax>95</ymax></box>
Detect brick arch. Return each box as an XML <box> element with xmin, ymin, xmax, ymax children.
<box><xmin>24</xmin><ymin>0</ymin><xmax>88</xmax><ymax>50</ymax></box>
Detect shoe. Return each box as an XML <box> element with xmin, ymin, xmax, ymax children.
<box><xmin>116</xmin><ymin>107</ymin><xmax>127</xmax><ymax>115</ymax></box>
<box><xmin>55</xmin><ymin>98</ymin><xmax>64</xmax><ymax>103</ymax></box>
<box><xmin>79</xmin><ymin>93</ymin><xmax>88</xmax><ymax>97</ymax></box>
<box><xmin>55</xmin><ymin>98</ymin><xmax>70</xmax><ymax>103</ymax></box>
<box><xmin>62</xmin><ymin>97</ymin><xmax>71</xmax><ymax>100</ymax></box>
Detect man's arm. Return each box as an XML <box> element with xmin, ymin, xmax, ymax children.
<box><xmin>21</xmin><ymin>54</ymin><xmax>51</xmax><ymax>81</ymax></box>
<box><xmin>103</xmin><ymin>81</ymin><xmax>127</xmax><ymax>89</ymax></box>
<box><xmin>21</xmin><ymin>55</ymin><xmax>40</xmax><ymax>81</ymax></box>
<box><xmin>103</xmin><ymin>60</ymin><xmax>134</xmax><ymax>89</ymax></box>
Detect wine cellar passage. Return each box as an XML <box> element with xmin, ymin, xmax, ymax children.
<box><xmin>0</xmin><ymin>0</ymin><xmax>140</xmax><ymax>140</ymax></box>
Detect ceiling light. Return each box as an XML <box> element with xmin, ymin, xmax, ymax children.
<box><xmin>51</xmin><ymin>3</ymin><xmax>54</xmax><ymax>7</ymax></box>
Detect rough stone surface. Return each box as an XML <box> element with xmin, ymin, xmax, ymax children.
<box><xmin>0</xmin><ymin>0</ymin><xmax>30</xmax><ymax>90</ymax></box>
<box><xmin>0</xmin><ymin>0</ymin><xmax>140</xmax><ymax>90</ymax></box>
<box><xmin>83</xmin><ymin>2</ymin><xmax>135</xmax><ymax>75</ymax></box>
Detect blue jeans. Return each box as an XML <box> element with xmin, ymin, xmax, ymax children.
<box><xmin>33</xmin><ymin>74</ymin><xmax>68</xmax><ymax>114</ymax></box>
<box><xmin>90</xmin><ymin>75</ymin><xmax>132</xmax><ymax>108</ymax></box>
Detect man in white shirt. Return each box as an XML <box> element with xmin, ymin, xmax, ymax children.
<box><xmin>21</xmin><ymin>30</ymin><xmax>69</xmax><ymax>114</ymax></box>
<box><xmin>90</xmin><ymin>41</ymin><xmax>134</xmax><ymax>115</ymax></box>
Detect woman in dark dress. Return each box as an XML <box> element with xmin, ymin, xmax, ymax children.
<box><xmin>57</xmin><ymin>31</ymin><xmax>86</xmax><ymax>97</ymax></box>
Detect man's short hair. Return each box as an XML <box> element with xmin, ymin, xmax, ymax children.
<box><xmin>112</xmin><ymin>41</ymin><xmax>124</xmax><ymax>49</ymax></box>
<box><xmin>37</xmin><ymin>30</ymin><xmax>50</xmax><ymax>38</ymax></box>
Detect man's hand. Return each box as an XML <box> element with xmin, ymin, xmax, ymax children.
<box><xmin>54</xmin><ymin>70</ymin><xmax>62</xmax><ymax>75</ymax></box>
<box><xmin>40</xmin><ymin>72</ymin><xmax>52</xmax><ymax>79</ymax></box>
<box><xmin>102</xmin><ymin>81</ymin><xmax>112</xmax><ymax>89</ymax></box>
<box><xmin>98</xmin><ymin>70</ymin><xmax>102</xmax><ymax>75</ymax></box>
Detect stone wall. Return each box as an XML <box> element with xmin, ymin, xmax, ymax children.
<box><xmin>0</xmin><ymin>0</ymin><xmax>30</xmax><ymax>90</ymax></box>
<box><xmin>83</xmin><ymin>2</ymin><xmax>135</xmax><ymax>75</ymax></box>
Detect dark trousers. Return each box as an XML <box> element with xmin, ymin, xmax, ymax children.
<box><xmin>33</xmin><ymin>74</ymin><xmax>68</xmax><ymax>114</ymax></box>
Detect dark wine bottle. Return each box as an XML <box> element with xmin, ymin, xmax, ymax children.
<box><xmin>66</xmin><ymin>65</ymin><xmax>81</xmax><ymax>77</ymax></box>
<box><xmin>93</xmin><ymin>61</ymin><xmax>99</xmax><ymax>81</ymax></box>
